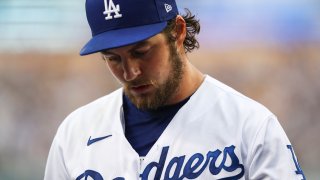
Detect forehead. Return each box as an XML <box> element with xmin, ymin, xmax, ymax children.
<box><xmin>102</xmin><ymin>33</ymin><xmax>166</xmax><ymax>54</ymax></box>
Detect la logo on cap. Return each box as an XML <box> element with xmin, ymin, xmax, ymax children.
<box><xmin>103</xmin><ymin>0</ymin><xmax>122</xmax><ymax>20</ymax></box>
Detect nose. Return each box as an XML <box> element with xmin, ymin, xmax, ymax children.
<box><xmin>122</xmin><ymin>58</ymin><xmax>141</xmax><ymax>81</ymax></box>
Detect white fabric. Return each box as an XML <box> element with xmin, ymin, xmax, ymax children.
<box><xmin>44</xmin><ymin>75</ymin><xmax>304</xmax><ymax>180</ymax></box>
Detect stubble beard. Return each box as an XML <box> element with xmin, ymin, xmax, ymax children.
<box><xmin>124</xmin><ymin>44</ymin><xmax>184</xmax><ymax>110</ymax></box>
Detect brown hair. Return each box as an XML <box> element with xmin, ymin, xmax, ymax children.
<box><xmin>162</xmin><ymin>9</ymin><xmax>201</xmax><ymax>53</ymax></box>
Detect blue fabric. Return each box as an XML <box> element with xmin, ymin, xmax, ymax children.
<box><xmin>123</xmin><ymin>95</ymin><xmax>190</xmax><ymax>157</ymax></box>
<box><xmin>80</xmin><ymin>0</ymin><xmax>178</xmax><ymax>55</ymax></box>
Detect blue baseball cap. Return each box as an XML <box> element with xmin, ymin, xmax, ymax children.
<box><xmin>80</xmin><ymin>0</ymin><xmax>179</xmax><ymax>56</ymax></box>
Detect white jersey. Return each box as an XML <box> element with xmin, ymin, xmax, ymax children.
<box><xmin>45</xmin><ymin>75</ymin><xmax>305</xmax><ymax>180</ymax></box>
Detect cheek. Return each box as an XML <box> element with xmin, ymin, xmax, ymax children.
<box><xmin>151</xmin><ymin>53</ymin><xmax>172</xmax><ymax>81</ymax></box>
<box><xmin>106</xmin><ymin>63</ymin><xmax>124</xmax><ymax>82</ymax></box>
<box><xmin>150</xmin><ymin>58</ymin><xmax>172</xmax><ymax>83</ymax></box>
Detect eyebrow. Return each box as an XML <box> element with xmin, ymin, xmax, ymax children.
<box><xmin>131</xmin><ymin>40</ymin><xmax>149</xmax><ymax>49</ymax></box>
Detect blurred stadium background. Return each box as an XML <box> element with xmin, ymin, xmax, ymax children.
<box><xmin>0</xmin><ymin>0</ymin><xmax>319</xmax><ymax>179</ymax></box>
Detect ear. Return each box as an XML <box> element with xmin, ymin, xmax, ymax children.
<box><xmin>174</xmin><ymin>15</ymin><xmax>187</xmax><ymax>50</ymax></box>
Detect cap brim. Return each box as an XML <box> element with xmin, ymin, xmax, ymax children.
<box><xmin>80</xmin><ymin>22</ymin><xmax>167</xmax><ymax>56</ymax></box>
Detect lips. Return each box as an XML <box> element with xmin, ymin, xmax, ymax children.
<box><xmin>130</xmin><ymin>84</ymin><xmax>152</xmax><ymax>95</ymax></box>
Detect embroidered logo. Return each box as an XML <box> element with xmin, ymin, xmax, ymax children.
<box><xmin>87</xmin><ymin>135</ymin><xmax>112</xmax><ymax>146</ymax></box>
<box><xmin>164</xmin><ymin>3</ymin><xmax>172</xmax><ymax>13</ymax></box>
<box><xmin>103</xmin><ymin>0</ymin><xmax>122</xmax><ymax>20</ymax></box>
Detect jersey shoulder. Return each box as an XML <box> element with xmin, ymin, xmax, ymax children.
<box><xmin>54</xmin><ymin>88</ymin><xmax>123</xmax><ymax>144</ymax></box>
<box><xmin>199</xmin><ymin>76</ymin><xmax>278</xmax><ymax>148</ymax></box>
<box><xmin>203</xmin><ymin>75</ymin><xmax>272</xmax><ymax>116</ymax></box>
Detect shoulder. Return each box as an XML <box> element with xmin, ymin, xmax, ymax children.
<box><xmin>203</xmin><ymin>75</ymin><xmax>274</xmax><ymax>129</ymax></box>
<box><xmin>54</xmin><ymin>88</ymin><xmax>123</xmax><ymax>143</ymax></box>
<box><xmin>201</xmin><ymin>75</ymin><xmax>272</xmax><ymax>117</ymax></box>
<box><xmin>196</xmin><ymin>75</ymin><xmax>278</xmax><ymax>148</ymax></box>
<box><xmin>65</xmin><ymin>88</ymin><xmax>122</xmax><ymax>122</ymax></box>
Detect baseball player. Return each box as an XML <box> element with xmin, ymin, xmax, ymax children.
<box><xmin>44</xmin><ymin>0</ymin><xmax>306</xmax><ymax>179</ymax></box>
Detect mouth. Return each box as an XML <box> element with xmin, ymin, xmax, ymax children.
<box><xmin>130</xmin><ymin>84</ymin><xmax>153</xmax><ymax>95</ymax></box>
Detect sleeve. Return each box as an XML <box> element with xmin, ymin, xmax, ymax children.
<box><xmin>246</xmin><ymin>115</ymin><xmax>306</xmax><ymax>180</ymax></box>
<box><xmin>44</xmin><ymin>133</ymin><xmax>70</xmax><ymax>180</ymax></box>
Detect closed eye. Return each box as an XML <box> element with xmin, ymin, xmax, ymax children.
<box><xmin>131</xmin><ymin>50</ymin><xmax>148</xmax><ymax>58</ymax></box>
<box><xmin>102</xmin><ymin>54</ymin><xmax>121</xmax><ymax>62</ymax></box>
<box><xmin>131</xmin><ymin>46</ymin><xmax>152</xmax><ymax>59</ymax></box>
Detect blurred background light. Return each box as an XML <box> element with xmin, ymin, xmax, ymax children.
<box><xmin>0</xmin><ymin>0</ymin><xmax>319</xmax><ymax>179</ymax></box>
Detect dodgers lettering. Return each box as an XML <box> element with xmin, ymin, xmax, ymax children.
<box><xmin>76</xmin><ymin>170</ymin><xmax>103</xmax><ymax>180</ymax></box>
<box><xmin>140</xmin><ymin>145</ymin><xmax>244</xmax><ymax>180</ymax></box>
<box><xmin>287</xmin><ymin>145</ymin><xmax>306</xmax><ymax>180</ymax></box>
<box><xmin>76</xmin><ymin>145</ymin><xmax>244</xmax><ymax>179</ymax></box>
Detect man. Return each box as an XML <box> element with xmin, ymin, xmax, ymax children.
<box><xmin>45</xmin><ymin>0</ymin><xmax>306</xmax><ymax>179</ymax></box>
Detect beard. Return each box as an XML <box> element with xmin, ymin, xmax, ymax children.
<box><xmin>123</xmin><ymin>43</ymin><xmax>184</xmax><ymax>110</ymax></box>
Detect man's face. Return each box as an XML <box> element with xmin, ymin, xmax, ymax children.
<box><xmin>102</xmin><ymin>33</ymin><xmax>184</xmax><ymax>110</ymax></box>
